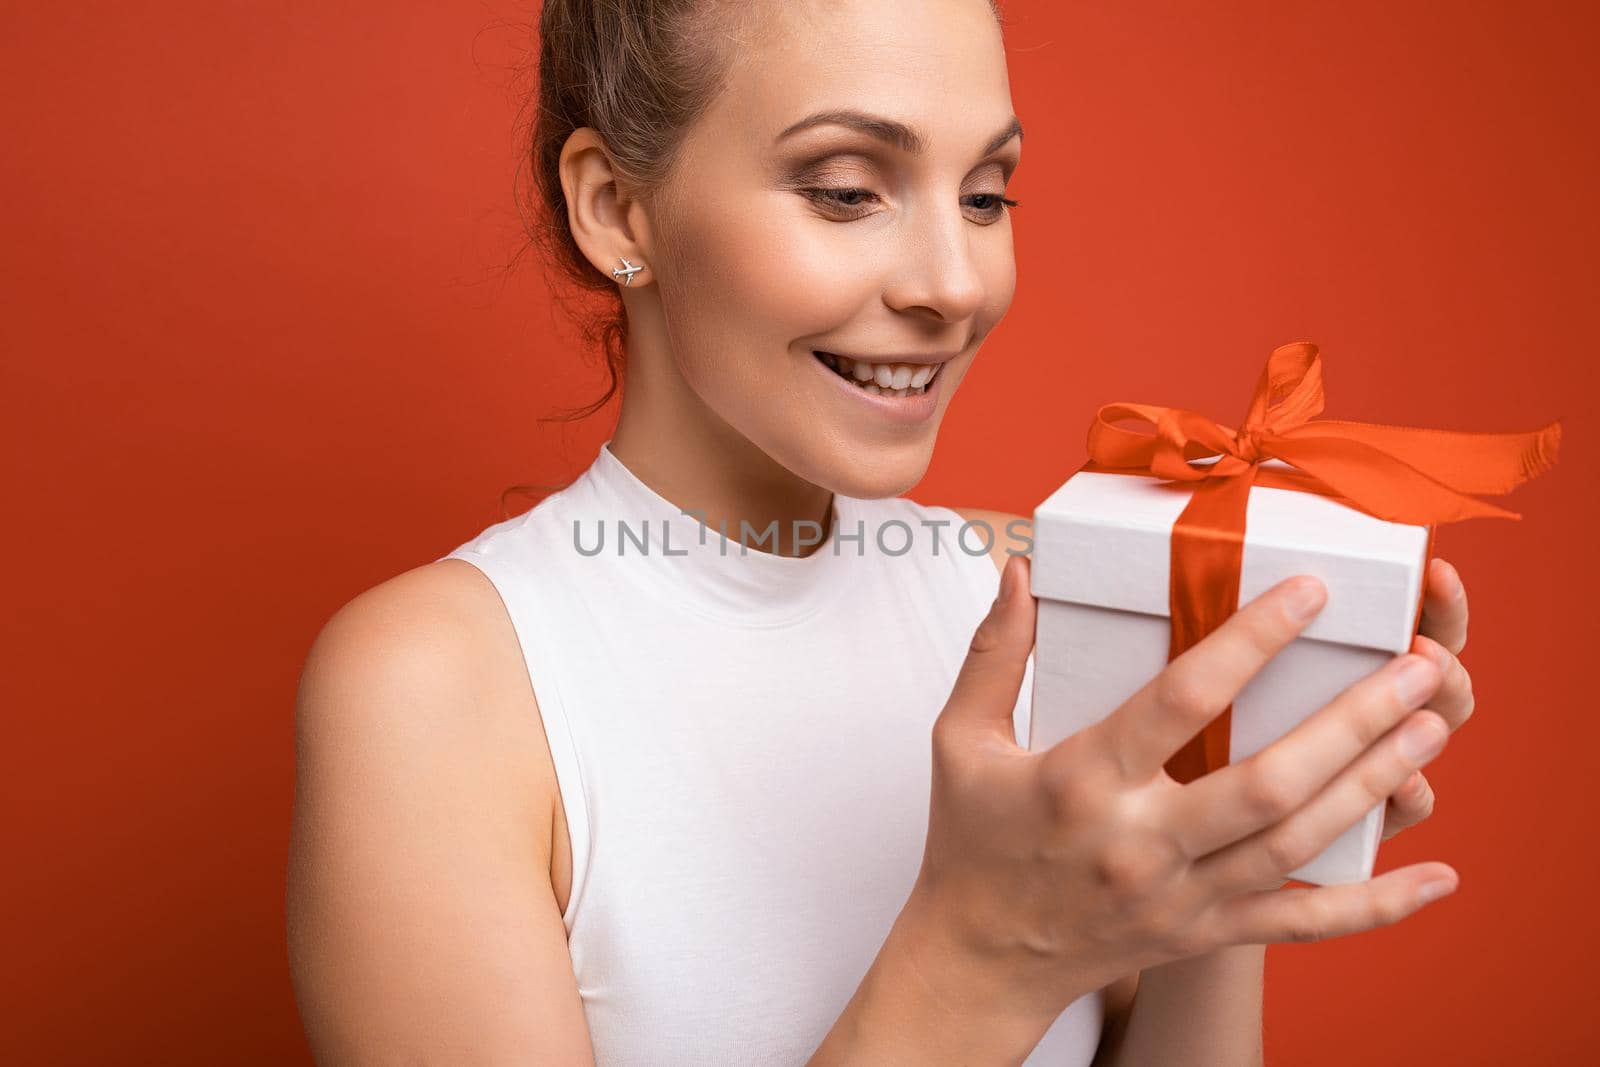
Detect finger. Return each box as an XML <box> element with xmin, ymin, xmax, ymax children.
<box><xmin>1079</xmin><ymin>575</ymin><xmax>1327</xmax><ymax>784</ymax></box>
<box><xmin>1381</xmin><ymin>770</ymin><xmax>1436</xmax><ymax>842</ymax></box>
<box><xmin>1418</xmin><ymin>557</ymin><xmax>1468</xmax><ymax>655</ymax></box>
<box><xmin>1193</xmin><ymin>709</ymin><xmax>1449</xmax><ymax>895</ymax></box>
<box><xmin>1167</xmin><ymin>651</ymin><xmax>1442</xmax><ymax>857</ymax></box>
<box><xmin>940</xmin><ymin>552</ymin><xmax>1037</xmax><ymax>746</ymax></box>
<box><xmin>1410</xmin><ymin>633</ymin><xmax>1475</xmax><ymax>730</ymax></box>
<box><xmin>1206</xmin><ymin>861</ymin><xmax>1459</xmax><ymax>948</ymax></box>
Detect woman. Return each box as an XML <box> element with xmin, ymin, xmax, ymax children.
<box><xmin>287</xmin><ymin>1</ymin><xmax>1471</xmax><ymax>1062</ymax></box>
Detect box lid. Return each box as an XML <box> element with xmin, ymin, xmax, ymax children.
<box><xmin>1030</xmin><ymin>460</ymin><xmax>1430</xmax><ymax>653</ymax></box>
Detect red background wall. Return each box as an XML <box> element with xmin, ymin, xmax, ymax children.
<box><xmin>4</xmin><ymin>2</ymin><xmax>1593</xmax><ymax>1062</ymax></box>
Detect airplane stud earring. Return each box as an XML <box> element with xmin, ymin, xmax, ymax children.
<box><xmin>610</xmin><ymin>257</ymin><xmax>644</xmax><ymax>287</ymax></box>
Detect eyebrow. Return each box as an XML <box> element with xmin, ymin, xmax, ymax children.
<box><xmin>776</xmin><ymin>108</ymin><xmax>1023</xmax><ymax>158</ymax></box>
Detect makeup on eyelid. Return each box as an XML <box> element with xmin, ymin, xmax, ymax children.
<box><xmin>782</xmin><ymin>157</ymin><xmax>1018</xmax><ymax>217</ymax></box>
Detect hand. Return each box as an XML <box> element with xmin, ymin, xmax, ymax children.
<box><xmin>1382</xmin><ymin>557</ymin><xmax>1475</xmax><ymax>841</ymax></box>
<box><xmin>908</xmin><ymin>553</ymin><xmax>1458</xmax><ymax>1025</ymax></box>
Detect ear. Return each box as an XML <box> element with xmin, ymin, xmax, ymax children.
<box><xmin>558</xmin><ymin>127</ymin><xmax>656</xmax><ymax>288</ymax></box>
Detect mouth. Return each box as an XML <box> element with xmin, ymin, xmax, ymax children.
<box><xmin>810</xmin><ymin>350</ymin><xmax>944</xmax><ymax>397</ymax></box>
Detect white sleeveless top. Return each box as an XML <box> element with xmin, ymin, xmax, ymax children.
<box><xmin>436</xmin><ymin>441</ymin><xmax>1105</xmax><ymax>1064</ymax></box>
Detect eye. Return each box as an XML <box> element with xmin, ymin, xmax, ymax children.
<box><xmin>965</xmin><ymin>193</ymin><xmax>1021</xmax><ymax>219</ymax></box>
<box><xmin>801</xmin><ymin>186</ymin><xmax>1020</xmax><ymax>222</ymax></box>
<box><xmin>801</xmin><ymin>187</ymin><xmax>882</xmax><ymax>213</ymax></box>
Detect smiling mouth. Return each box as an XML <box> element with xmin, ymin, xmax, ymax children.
<box><xmin>812</xmin><ymin>350</ymin><xmax>942</xmax><ymax>397</ymax></box>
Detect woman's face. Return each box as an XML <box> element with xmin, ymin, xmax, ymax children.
<box><xmin>647</xmin><ymin>0</ymin><xmax>1020</xmax><ymax>499</ymax></box>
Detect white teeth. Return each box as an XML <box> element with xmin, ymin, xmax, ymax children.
<box><xmin>815</xmin><ymin>351</ymin><xmax>937</xmax><ymax>398</ymax></box>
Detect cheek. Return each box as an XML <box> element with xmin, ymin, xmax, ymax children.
<box><xmin>979</xmin><ymin>235</ymin><xmax>1018</xmax><ymax>321</ymax></box>
<box><xmin>656</xmin><ymin>195</ymin><xmax>880</xmax><ymax>410</ymax></box>
<box><xmin>664</xmin><ymin>196</ymin><xmax>874</xmax><ymax>351</ymax></box>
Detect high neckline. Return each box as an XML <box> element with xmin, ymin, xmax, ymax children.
<box><xmin>575</xmin><ymin>440</ymin><xmax>856</xmax><ymax>628</ymax></box>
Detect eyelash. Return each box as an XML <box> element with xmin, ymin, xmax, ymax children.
<box><xmin>801</xmin><ymin>187</ymin><xmax>1020</xmax><ymax>220</ymax></box>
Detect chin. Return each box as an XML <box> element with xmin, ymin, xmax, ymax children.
<box><xmin>778</xmin><ymin>348</ymin><xmax>968</xmax><ymax>498</ymax></box>
<box><xmin>795</xmin><ymin>433</ymin><xmax>939</xmax><ymax>501</ymax></box>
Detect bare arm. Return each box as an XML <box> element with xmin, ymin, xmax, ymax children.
<box><xmin>808</xmin><ymin>889</ymin><xmax>1098</xmax><ymax>1066</ymax></box>
<box><xmin>1103</xmin><ymin>946</ymin><xmax>1265</xmax><ymax>1066</ymax></box>
<box><xmin>291</xmin><ymin>559</ymin><xmax>1074</xmax><ymax>1065</ymax></box>
<box><xmin>291</xmin><ymin>555</ymin><xmax>1099</xmax><ymax>1066</ymax></box>
<box><xmin>294</xmin><ymin>520</ymin><xmax>1454</xmax><ymax>1064</ymax></box>
<box><xmin>287</xmin><ymin>561</ymin><xmax>595</xmax><ymax>1064</ymax></box>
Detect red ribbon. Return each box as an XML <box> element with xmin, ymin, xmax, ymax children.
<box><xmin>1077</xmin><ymin>341</ymin><xmax>1563</xmax><ymax>784</ymax></box>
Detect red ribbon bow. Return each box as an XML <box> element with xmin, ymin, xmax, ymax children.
<box><xmin>1077</xmin><ymin>341</ymin><xmax>1563</xmax><ymax>783</ymax></box>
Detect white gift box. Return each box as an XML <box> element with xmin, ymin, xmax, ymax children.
<box><xmin>1027</xmin><ymin>459</ymin><xmax>1432</xmax><ymax>886</ymax></box>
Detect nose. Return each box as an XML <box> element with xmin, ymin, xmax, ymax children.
<box><xmin>880</xmin><ymin>205</ymin><xmax>988</xmax><ymax>324</ymax></box>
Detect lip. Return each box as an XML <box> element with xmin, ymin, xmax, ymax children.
<box><xmin>809</xmin><ymin>349</ymin><xmax>944</xmax><ymax>425</ymax></box>
<box><xmin>816</xmin><ymin>350</ymin><xmax>962</xmax><ymax>366</ymax></box>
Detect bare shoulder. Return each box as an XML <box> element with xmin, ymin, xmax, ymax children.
<box><xmin>947</xmin><ymin>506</ymin><xmax>1032</xmax><ymax>575</ymax></box>
<box><xmin>293</xmin><ymin>557</ymin><xmax>551</xmax><ymax>813</ymax></box>
<box><xmin>288</xmin><ymin>558</ymin><xmax>590</xmax><ymax>1061</ymax></box>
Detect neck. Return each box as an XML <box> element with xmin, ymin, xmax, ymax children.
<box><xmin>606</xmin><ymin>317</ymin><xmax>834</xmax><ymax>559</ymax></box>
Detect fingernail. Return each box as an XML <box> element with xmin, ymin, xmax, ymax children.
<box><xmin>1441</xmin><ymin>561</ymin><xmax>1464</xmax><ymax>600</ymax></box>
<box><xmin>1397</xmin><ymin>715</ymin><xmax>1445</xmax><ymax>763</ymax></box>
<box><xmin>1416</xmin><ymin>876</ymin><xmax>1457</xmax><ymax>905</ymax></box>
<box><xmin>997</xmin><ymin>556</ymin><xmax>1016</xmax><ymax>605</ymax></box>
<box><xmin>1287</xmin><ymin>577</ymin><xmax>1326</xmax><ymax>620</ymax></box>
